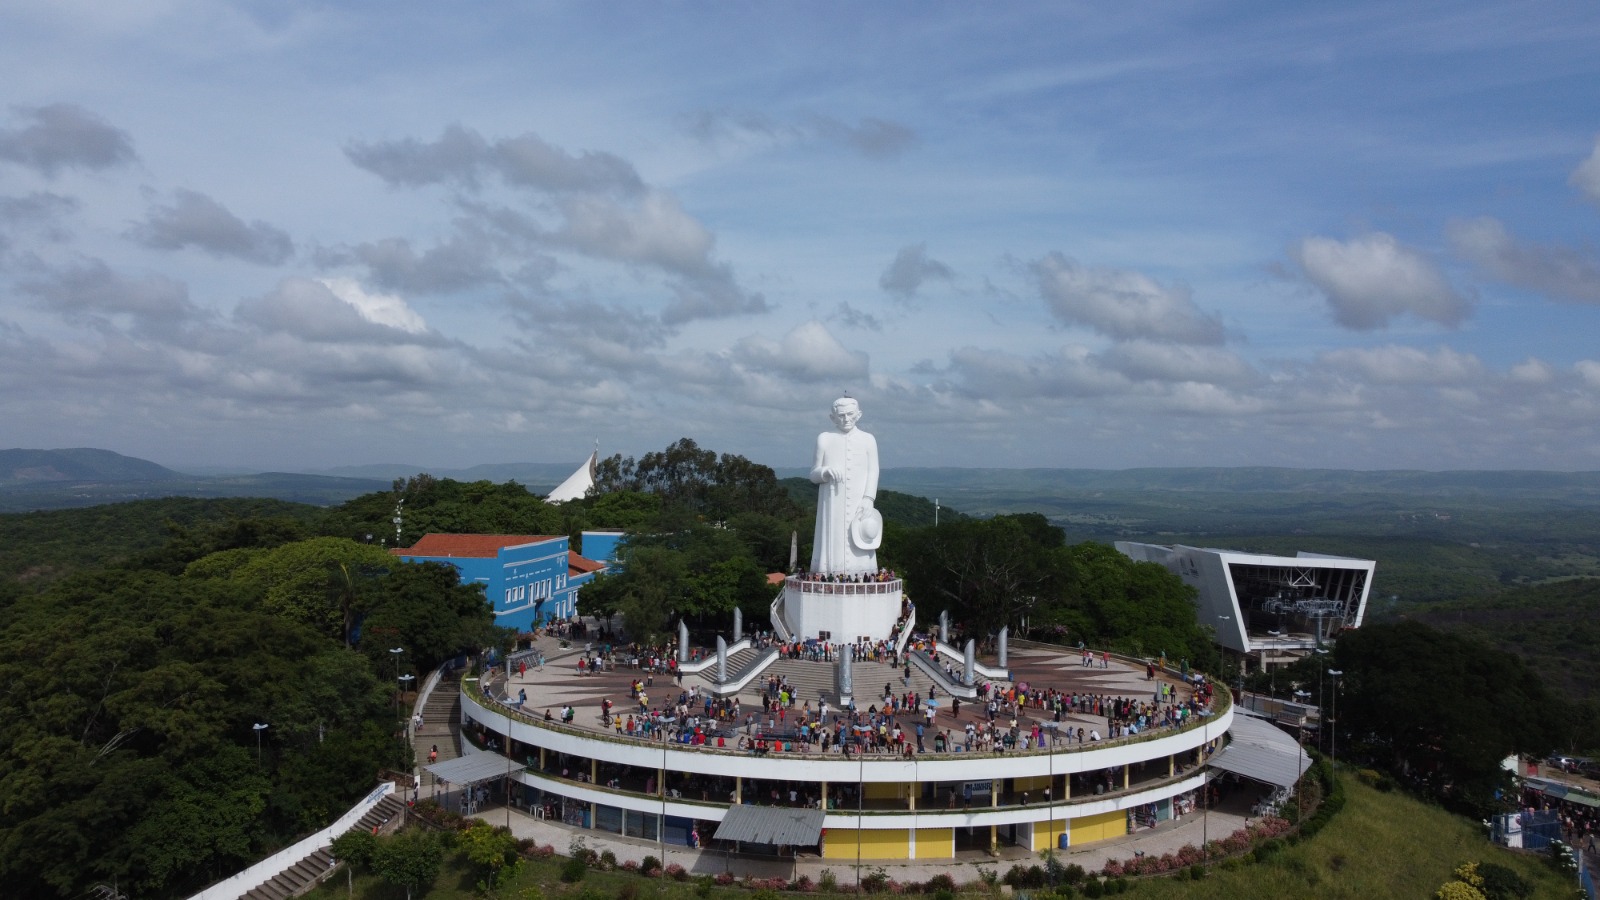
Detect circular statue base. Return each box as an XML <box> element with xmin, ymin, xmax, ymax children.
<box><xmin>781</xmin><ymin>577</ymin><xmax>904</xmax><ymax>643</ymax></box>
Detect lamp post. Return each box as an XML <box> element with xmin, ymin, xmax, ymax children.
<box><xmin>398</xmin><ymin>673</ymin><xmax>416</xmax><ymax>770</ymax></box>
<box><xmin>856</xmin><ymin>747</ymin><xmax>864</xmax><ymax>891</ymax></box>
<box><xmin>1314</xmin><ymin>649</ymin><xmax>1329</xmax><ymax>753</ymax></box>
<box><xmin>389</xmin><ymin>646</ymin><xmax>406</xmax><ymax>712</ymax></box>
<box><xmin>1201</xmin><ymin>716</ymin><xmax>1210</xmax><ymax>851</ymax></box>
<box><xmin>1327</xmin><ymin>670</ymin><xmax>1343</xmax><ymax>771</ymax></box>
<box><xmin>253</xmin><ymin>722</ymin><xmax>269</xmax><ymax>765</ymax></box>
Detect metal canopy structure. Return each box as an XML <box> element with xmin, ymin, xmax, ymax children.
<box><xmin>1207</xmin><ymin>713</ymin><xmax>1311</xmax><ymax>788</ymax></box>
<box><xmin>424</xmin><ymin>751</ymin><xmax>519</xmax><ymax>788</ymax></box>
<box><xmin>713</xmin><ymin>805</ymin><xmax>826</xmax><ymax>846</ymax></box>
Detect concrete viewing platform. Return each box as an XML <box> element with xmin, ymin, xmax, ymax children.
<box><xmin>486</xmin><ymin>634</ymin><xmax>1211</xmax><ymax>761</ymax></box>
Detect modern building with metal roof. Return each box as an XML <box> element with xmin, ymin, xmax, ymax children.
<box><xmin>1115</xmin><ymin>541</ymin><xmax>1375</xmax><ymax>670</ymax></box>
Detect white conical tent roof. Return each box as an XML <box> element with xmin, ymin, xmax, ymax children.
<box><xmin>546</xmin><ymin>450</ymin><xmax>596</xmax><ymax>503</ymax></box>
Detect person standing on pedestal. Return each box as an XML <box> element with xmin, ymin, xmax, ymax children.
<box><xmin>809</xmin><ymin>396</ymin><xmax>880</xmax><ymax>576</ymax></box>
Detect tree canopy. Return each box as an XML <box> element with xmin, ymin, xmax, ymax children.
<box><xmin>1332</xmin><ymin>619</ymin><xmax>1567</xmax><ymax>815</ymax></box>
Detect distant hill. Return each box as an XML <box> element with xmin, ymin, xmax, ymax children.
<box><xmin>310</xmin><ymin>461</ymin><xmax>578</xmax><ymax>490</ymax></box>
<box><xmin>0</xmin><ymin>448</ymin><xmax>390</xmax><ymax>512</ymax></box>
<box><xmin>877</xmin><ymin>466</ymin><xmax>1600</xmax><ymax>502</ymax></box>
<box><xmin>0</xmin><ymin>447</ymin><xmax>183</xmax><ymax>485</ymax></box>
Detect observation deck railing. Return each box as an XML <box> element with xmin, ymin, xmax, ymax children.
<box><xmin>783</xmin><ymin>577</ymin><xmax>904</xmax><ymax>596</ymax></box>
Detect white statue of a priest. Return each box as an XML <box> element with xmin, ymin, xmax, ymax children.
<box><xmin>809</xmin><ymin>396</ymin><xmax>881</xmax><ymax>575</ymax></box>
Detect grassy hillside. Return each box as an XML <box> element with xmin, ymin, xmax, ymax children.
<box><xmin>1121</xmin><ymin>775</ymin><xmax>1569</xmax><ymax>899</ymax></box>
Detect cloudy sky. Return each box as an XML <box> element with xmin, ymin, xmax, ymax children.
<box><xmin>3</xmin><ymin>2</ymin><xmax>1600</xmax><ymax>473</ymax></box>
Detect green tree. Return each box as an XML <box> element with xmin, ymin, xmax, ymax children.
<box><xmin>458</xmin><ymin>821</ymin><xmax>523</xmax><ymax>897</ymax></box>
<box><xmin>372</xmin><ymin>828</ymin><xmax>445</xmax><ymax>900</ymax></box>
<box><xmin>1334</xmin><ymin>620</ymin><xmax>1567</xmax><ymax>816</ymax></box>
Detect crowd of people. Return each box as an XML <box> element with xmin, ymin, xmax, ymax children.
<box><xmin>788</xmin><ymin>567</ymin><xmax>901</xmax><ymax>584</ymax></box>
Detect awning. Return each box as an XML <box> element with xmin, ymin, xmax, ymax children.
<box><xmin>425</xmin><ymin>751</ymin><xmax>522</xmax><ymax>787</ymax></box>
<box><xmin>1207</xmin><ymin>713</ymin><xmax>1312</xmax><ymax>788</ymax></box>
<box><xmin>714</xmin><ymin>805</ymin><xmax>826</xmax><ymax>846</ymax></box>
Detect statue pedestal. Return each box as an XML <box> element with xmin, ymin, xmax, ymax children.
<box><xmin>781</xmin><ymin>578</ymin><xmax>903</xmax><ymax>643</ymax></box>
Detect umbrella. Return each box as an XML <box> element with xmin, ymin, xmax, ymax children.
<box><xmin>925</xmin><ymin>698</ymin><xmax>940</xmax><ymax>707</ymax></box>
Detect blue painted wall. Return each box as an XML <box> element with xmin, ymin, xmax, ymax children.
<box><xmin>400</xmin><ymin>536</ymin><xmax>592</xmax><ymax>632</ymax></box>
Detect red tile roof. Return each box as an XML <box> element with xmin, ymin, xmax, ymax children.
<box><xmin>393</xmin><ymin>533</ymin><xmax>559</xmax><ymax>558</ymax></box>
<box><xmin>568</xmin><ymin>553</ymin><xmax>606</xmax><ymax>576</ymax></box>
<box><xmin>767</xmin><ymin>572</ymin><xmax>787</xmax><ymax>586</ymax></box>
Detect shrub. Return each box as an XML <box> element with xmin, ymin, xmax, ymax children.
<box><xmin>1476</xmin><ymin>861</ymin><xmax>1531</xmax><ymax>900</ymax></box>
<box><xmin>1111</xmin><ymin>877</ymin><xmax>1129</xmax><ymax>894</ymax></box>
<box><xmin>715</xmin><ymin>872</ymin><xmax>737</xmax><ymax>886</ymax></box>
<box><xmin>1188</xmin><ymin>864</ymin><xmax>1206</xmax><ymax>880</ymax></box>
<box><xmin>559</xmin><ymin>856</ymin><xmax>587</xmax><ymax>883</ymax></box>
<box><xmin>599</xmin><ymin>849</ymin><xmax>617</xmax><ymax>869</ymax></box>
<box><xmin>926</xmin><ymin>872</ymin><xmax>957</xmax><ymax>892</ymax></box>
<box><xmin>621</xmin><ymin>860</ymin><xmax>640</xmax><ymax>873</ymax></box>
<box><xmin>666</xmin><ymin>862</ymin><xmax>689</xmax><ymax>882</ymax></box>
<box><xmin>616</xmin><ymin>884</ymin><xmax>638</xmax><ymax>900</ymax></box>
<box><xmin>641</xmin><ymin>854</ymin><xmax>661</xmax><ymax>874</ymax></box>
<box><xmin>1082</xmin><ymin>878</ymin><xmax>1104</xmax><ymax>898</ymax></box>
<box><xmin>818</xmin><ymin>869</ymin><xmax>838</xmax><ymax>891</ymax></box>
<box><xmin>1062</xmin><ymin>862</ymin><xmax>1086</xmax><ymax>885</ymax></box>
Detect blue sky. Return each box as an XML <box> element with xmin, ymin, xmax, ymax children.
<box><xmin>3</xmin><ymin>2</ymin><xmax>1599</xmax><ymax>473</ymax></box>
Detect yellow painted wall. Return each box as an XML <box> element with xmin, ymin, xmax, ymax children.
<box><xmin>822</xmin><ymin>828</ymin><xmax>912</xmax><ymax>860</ymax></box>
<box><xmin>1071</xmin><ymin>809</ymin><xmax>1127</xmax><ymax>845</ymax></box>
<box><xmin>915</xmin><ymin>827</ymin><xmax>953</xmax><ymax>859</ymax></box>
<box><xmin>1013</xmin><ymin>775</ymin><xmax>1052</xmax><ymax>791</ymax></box>
<box><xmin>864</xmin><ymin>782</ymin><xmax>903</xmax><ymax>800</ymax></box>
<box><xmin>1031</xmin><ymin>817</ymin><xmax>1066</xmax><ymax>851</ymax></box>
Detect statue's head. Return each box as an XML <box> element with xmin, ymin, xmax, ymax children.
<box><xmin>830</xmin><ymin>397</ymin><xmax>862</xmax><ymax>431</ymax></box>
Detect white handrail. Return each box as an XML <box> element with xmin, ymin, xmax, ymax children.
<box><xmin>708</xmin><ymin>647</ymin><xmax>780</xmax><ymax>698</ymax></box>
<box><xmin>677</xmin><ymin>638</ymin><xmax>753</xmax><ymax>674</ymax></box>
<box><xmin>893</xmin><ymin>604</ymin><xmax>916</xmax><ymax>659</ymax></box>
<box><xmin>769</xmin><ymin>589</ymin><xmax>791</xmax><ymax>642</ymax></box>
<box><xmin>186</xmin><ymin>782</ymin><xmax>396</xmax><ymax>900</ymax></box>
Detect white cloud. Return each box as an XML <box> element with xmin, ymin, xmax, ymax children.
<box><xmin>1320</xmin><ymin>344</ymin><xmax>1483</xmax><ymax>385</ymax></box>
<box><xmin>236</xmin><ymin>277</ymin><xmax>435</xmax><ymax>344</ymax></box>
<box><xmin>21</xmin><ymin>258</ymin><xmax>198</xmax><ymax>330</ymax></box>
<box><xmin>1572</xmin><ymin>137</ymin><xmax>1600</xmax><ymax>206</ymax></box>
<box><xmin>1292</xmin><ymin>233</ymin><xmax>1471</xmax><ymax>330</ymax></box>
<box><xmin>1448</xmin><ymin>216</ymin><xmax>1600</xmax><ymax>305</ymax></box>
<box><xmin>1099</xmin><ymin>340</ymin><xmax>1259</xmax><ymax>387</ymax></box>
<box><xmin>0</xmin><ymin>103</ymin><xmax>134</xmax><ymax>175</ymax></box>
<box><xmin>1509</xmin><ymin>357</ymin><xmax>1555</xmax><ymax>384</ymax></box>
<box><xmin>1032</xmin><ymin>252</ymin><xmax>1225</xmax><ymax>344</ymax></box>
<box><xmin>731</xmin><ymin>320</ymin><xmax>868</xmax><ymax>383</ymax></box>
<box><xmin>127</xmin><ymin>188</ymin><xmax>293</xmax><ymax>265</ymax></box>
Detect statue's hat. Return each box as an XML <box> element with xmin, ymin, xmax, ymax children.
<box><xmin>850</xmin><ymin>508</ymin><xmax>884</xmax><ymax>550</ymax></box>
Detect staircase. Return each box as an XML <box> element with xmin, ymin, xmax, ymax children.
<box><xmin>418</xmin><ymin>670</ymin><xmax>460</xmax><ymax>790</ymax></box>
<box><xmin>239</xmin><ymin>794</ymin><xmax>405</xmax><ymax>900</ymax></box>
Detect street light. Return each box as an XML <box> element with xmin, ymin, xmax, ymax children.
<box><xmin>397</xmin><ymin>673</ymin><xmax>416</xmax><ymax>772</ymax></box>
<box><xmin>1327</xmin><ymin>670</ymin><xmax>1343</xmax><ymax>771</ymax></box>
<box><xmin>253</xmin><ymin>722</ymin><xmax>269</xmax><ymax>765</ymax></box>
<box><xmin>1314</xmin><ymin>649</ymin><xmax>1329</xmax><ymax>754</ymax></box>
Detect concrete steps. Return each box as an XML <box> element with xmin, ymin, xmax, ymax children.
<box><xmin>419</xmin><ymin>672</ymin><xmax>460</xmax><ymax>789</ymax></box>
<box><xmin>239</xmin><ymin>795</ymin><xmax>405</xmax><ymax>900</ymax></box>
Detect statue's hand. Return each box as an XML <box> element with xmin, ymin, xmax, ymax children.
<box><xmin>816</xmin><ymin>466</ymin><xmax>838</xmax><ymax>482</ymax></box>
